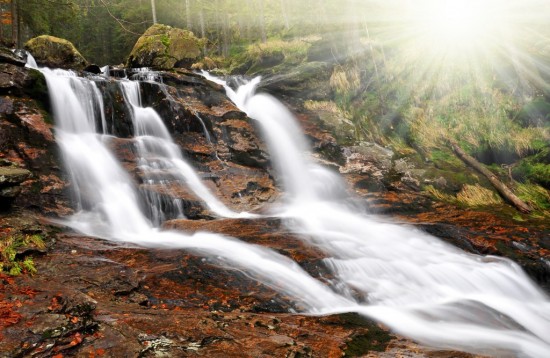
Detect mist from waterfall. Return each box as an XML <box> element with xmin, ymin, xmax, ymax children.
<box><xmin>207</xmin><ymin>72</ymin><xmax>550</xmax><ymax>357</ymax></box>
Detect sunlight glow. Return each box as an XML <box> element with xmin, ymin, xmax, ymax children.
<box><xmin>407</xmin><ymin>0</ymin><xmax>513</xmax><ymax>58</ymax></box>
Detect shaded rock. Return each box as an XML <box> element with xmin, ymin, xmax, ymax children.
<box><xmin>95</xmin><ymin>80</ymin><xmax>135</xmax><ymax>137</ymax></box>
<box><xmin>0</xmin><ymin>47</ymin><xmax>26</xmax><ymax>67</ymax></box>
<box><xmin>127</xmin><ymin>24</ymin><xmax>204</xmax><ymax>70</ymax></box>
<box><xmin>0</xmin><ymin>95</ymin><xmax>70</xmax><ymax>215</ymax></box>
<box><xmin>259</xmin><ymin>61</ymin><xmax>332</xmax><ymax>101</ymax></box>
<box><xmin>24</xmin><ymin>35</ymin><xmax>88</xmax><ymax>70</ymax></box>
<box><xmin>0</xmin><ymin>159</ymin><xmax>30</xmax><ymax>211</ymax></box>
<box><xmin>0</xmin><ymin>63</ymin><xmax>34</xmax><ymax>94</ymax></box>
<box><xmin>83</xmin><ymin>64</ymin><xmax>101</xmax><ymax>74</ymax></box>
<box><xmin>191</xmin><ymin>56</ymin><xmax>218</xmax><ymax>71</ymax></box>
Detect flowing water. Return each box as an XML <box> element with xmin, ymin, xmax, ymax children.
<box><xmin>117</xmin><ymin>79</ymin><xmax>252</xmax><ymax>223</ymax></box>
<box><xmin>207</xmin><ymin>72</ymin><xmax>550</xmax><ymax>357</ymax></box>
<box><xmin>32</xmin><ymin>54</ymin><xmax>550</xmax><ymax>358</ymax></box>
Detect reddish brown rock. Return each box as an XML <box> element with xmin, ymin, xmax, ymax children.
<box><xmin>0</xmin><ymin>94</ymin><xmax>70</xmax><ymax>215</ymax></box>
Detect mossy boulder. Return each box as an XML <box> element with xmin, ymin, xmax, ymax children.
<box><xmin>24</xmin><ymin>35</ymin><xmax>88</xmax><ymax>70</ymax></box>
<box><xmin>126</xmin><ymin>24</ymin><xmax>204</xmax><ymax>70</ymax></box>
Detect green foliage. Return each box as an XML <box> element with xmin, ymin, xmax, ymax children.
<box><xmin>516</xmin><ymin>182</ymin><xmax>550</xmax><ymax>212</ymax></box>
<box><xmin>0</xmin><ymin>234</ymin><xmax>45</xmax><ymax>276</ymax></box>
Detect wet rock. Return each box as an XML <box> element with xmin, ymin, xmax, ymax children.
<box><xmin>0</xmin><ymin>165</ymin><xmax>31</xmax><ymax>210</ymax></box>
<box><xmin>139</xmin><ymin>75</ymin><xmax>269</xmax><ymax>170</ymax></box>
<box><xmin>95</xmin><ymin>80</ymin><xmax>135</xmax><ymax>137</ymax></box>
<box><xmin>127</xmin><ymin>24</ymin><xmax>204</xmax><ymax>70</ymax></box>
<box><xmin>24</xmin><ymin>35</ymin><xmax>88</xmax><ymax>70</ymax></box>
<box><xmin>83</xmin><ymin>64</ymin><xmax>101</xmax><ymax>74</ymax></box>
<box><xmin>0</xmin><ymin>94</ymin><xmax>69</xmax><ymax>215</ymax></box>
<box><xmin>0</xmin><ymin>166</ymin><xmax>31</xmax><ymax>185</ymax></box>
<box><xmin>163</xmin><ymin>217</ymin><xmax>328</xmax><ymax>269</ymax></box>
<box><xmin>0</xmin><ymin>63</ymin><xmax>34</xmax><ymax>94</ymax></box>
<box><xmin>0</xmin><ymin>47</ymin><xmax>26</xmax><ymax>67</ymax></box>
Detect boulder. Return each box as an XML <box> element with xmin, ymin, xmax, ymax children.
<box><xmin>24</xmin><ymin>35</ymin><xmax>88</xmax><ymax>70</ymax></box>
<box><xmin>126</xmin><ymin>24</ymin><xmax>204</xmax><ymax>70</ymax></box>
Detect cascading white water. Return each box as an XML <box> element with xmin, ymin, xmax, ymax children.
<box><xmin>39</xmin><ymin>66</ymin><xmax>359</xmax><ymax>320</ymax></box>
<box><xmin>209</xmin><ymin>73</ymin><xmax>550</xmax><ymax>357</ymax></box>
<box><xmin>118</xmin><ymin>79</ymin><xmax>253</xmax><ymax>221</ymax></box>
<box><xmin>25</xmin><ymin>52</ymin><xmax>38</xmax><ymax>69</ymax></box>
<box><xmin>32</xmin><ymin>59</ymin><xmax>549</xmax><ymax>357</ymax></box>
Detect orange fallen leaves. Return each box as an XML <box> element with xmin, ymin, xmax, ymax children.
<box><xmin>69</xmin><ymin>332</ymin><xmax>83</xmax><ymax>346</ymax></box>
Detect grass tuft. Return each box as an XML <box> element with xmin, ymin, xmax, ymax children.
<box><xmin>456</xmin><ymin>184</ymin><xmax>503</xmax><ymax>206</ymax></box>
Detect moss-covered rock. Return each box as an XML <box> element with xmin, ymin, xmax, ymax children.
<box><xmin>126</xmin><ymin>24</ymin><xmax>204</xmax><ymax>70</ymax></box>
<box><xmin>24</xmin><ymin>36</ymin><xmax>88</xmax><ymax>70</ymax></box>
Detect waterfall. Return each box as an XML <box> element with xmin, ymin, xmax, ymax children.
<box><xmin>39</xmin><ymin>66</ymin><xmax>358</xmax><ymax>312</ymax></box>
<box><xmin>25</xmin><ymin>52</ymin><xmax>38</xmax><ymax>69</ymax></box>
<box><xmin>117</xmin><ymin>79</ymin><xmax>253</xmax><ymax>221</ymax></box>
<box><xmin>209</xmin><ymin>73</ymin><xmax>550</xmax><ymax>357</ymax></box>
<box><xmin>32</xmin><ymin>61</ymin><xmax>549</xmax><ymax>357</ymax></box>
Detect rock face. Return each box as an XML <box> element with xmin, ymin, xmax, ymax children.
<box><xmin>0</xmin><ymin>165</ymin><xmax>31</xmax><ymax>210</ymax></box>
<box><xmin>0</xmin><ymin>49</ymin><xmax>70</xmax><ymax>215</ymax></box>
<box><xmin>126</xmin><ymin>24</ymin><xmax>204</xmax><ymax>70</ymax></box>
<box><xmin>24</xmin><ymin>35</ymin><xmax>88</xmax><ymax>70</ymax></box>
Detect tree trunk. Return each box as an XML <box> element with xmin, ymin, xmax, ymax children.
<box><xmin>199</xmin><ymin>8</ymin><xmax>205</xmax><ymax>36</ymax></box>
<box><xmin>280</xmin><ymin>0</ymin><xmax>289</xmax><ymax>31</ymax></box>
<box><xmin>0</xmin><ymin>3</ymin><xmax>4</xmax><ymax>43</ymax></box>
<box><xmin>185</xmin><ymin>0</ymin><xmax>192</xmax><ymax>30</ymax></box>
<box><xmin>11</xmin><ymin>0</ymin><xmax>17</xmax><ymax>46</ymax></box>
<box><xmin>222</xmin><ymin>13</ymin><xmax>230</xmax><ymax>57</ymax></box>
<box><xmin>151</xmin><ymin>0</ymin><xmax>157</xmax><ymax>24</ymax></box>
<box><xmin>449</xmin><ymin>140</ymin><xmax>532</xmax><ymax>213</ymax></box>
<box><xmin>258</xmin><ymin>0</ymin><xmax>266</xmax><ymax>43</ymax></box>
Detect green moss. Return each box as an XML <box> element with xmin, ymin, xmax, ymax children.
<box><xmin>126</xmin><ymin>24</ymin><xmax>202</xmax><ymax>70</ymax></box>
<box><xmin>0</xmin><ymin>234</ymin><xmax>44</xmax><ymax>276</ymax></box>
<box><xmin>513</xmin><ymin>147</ymin><xmax>550</xmax><ymax>187</ymax></box>
<box><xmin>334</xmin><ymin>313</ymin><xmax>392</xmax><ymax>356</ymax></box>
<box><xmin>24</xmin><ymin>69</ymin><xmax>51</xmax><ymax>111</ymax></box>
<box><xmin>24</xmin><ymin>35</ymin><xmax>87</xmax><ymax>70</ymax></box>
<box><xmin>160</xmin><ymin>34</ymin><xmax>170</xmax><ymax>48</ymax></box>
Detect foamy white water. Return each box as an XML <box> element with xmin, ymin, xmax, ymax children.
<box><xmin>210</xmin><ymin>73</ymin><xmax>550</xmax><ymax>357</ymax></box>
<box><xmin>118</xmin><ymin>79</ymin><xmax>253</xmax><ymax>221</ymax></box>
<box><xmin>25</xmin><ymin>52</ymin><xmax>38</xmax><ymax>69</ymax></box>
<box><xmin>41</xmin><ymin>67</ymin><xmax>351</xmax><ymax>316</ymax></box>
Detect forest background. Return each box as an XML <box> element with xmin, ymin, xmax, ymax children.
<box><xmin>2</xmin><ymin>0</ymin><xmax>550</xmax><ymax>215</ymax></box>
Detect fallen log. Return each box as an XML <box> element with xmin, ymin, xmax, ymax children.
<box><xmin>449</xmin><ymin>140</ymin><xmax>532</xmax><ymax>213</ymax></box>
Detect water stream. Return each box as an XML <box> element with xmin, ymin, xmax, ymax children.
<box><xmin>117</xmin><ymin>79</ymin><xmax>252</xmax><ymax>223</ymax></box>
<box><xmin>30</xmin><ymin>53</ymin><xmax>550</xmax><ymax>357</ymax></box>
<box><xmin>208</xmin><ymin>73</ymin><xmax>550</xmax><ymax>357</ymax></box>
